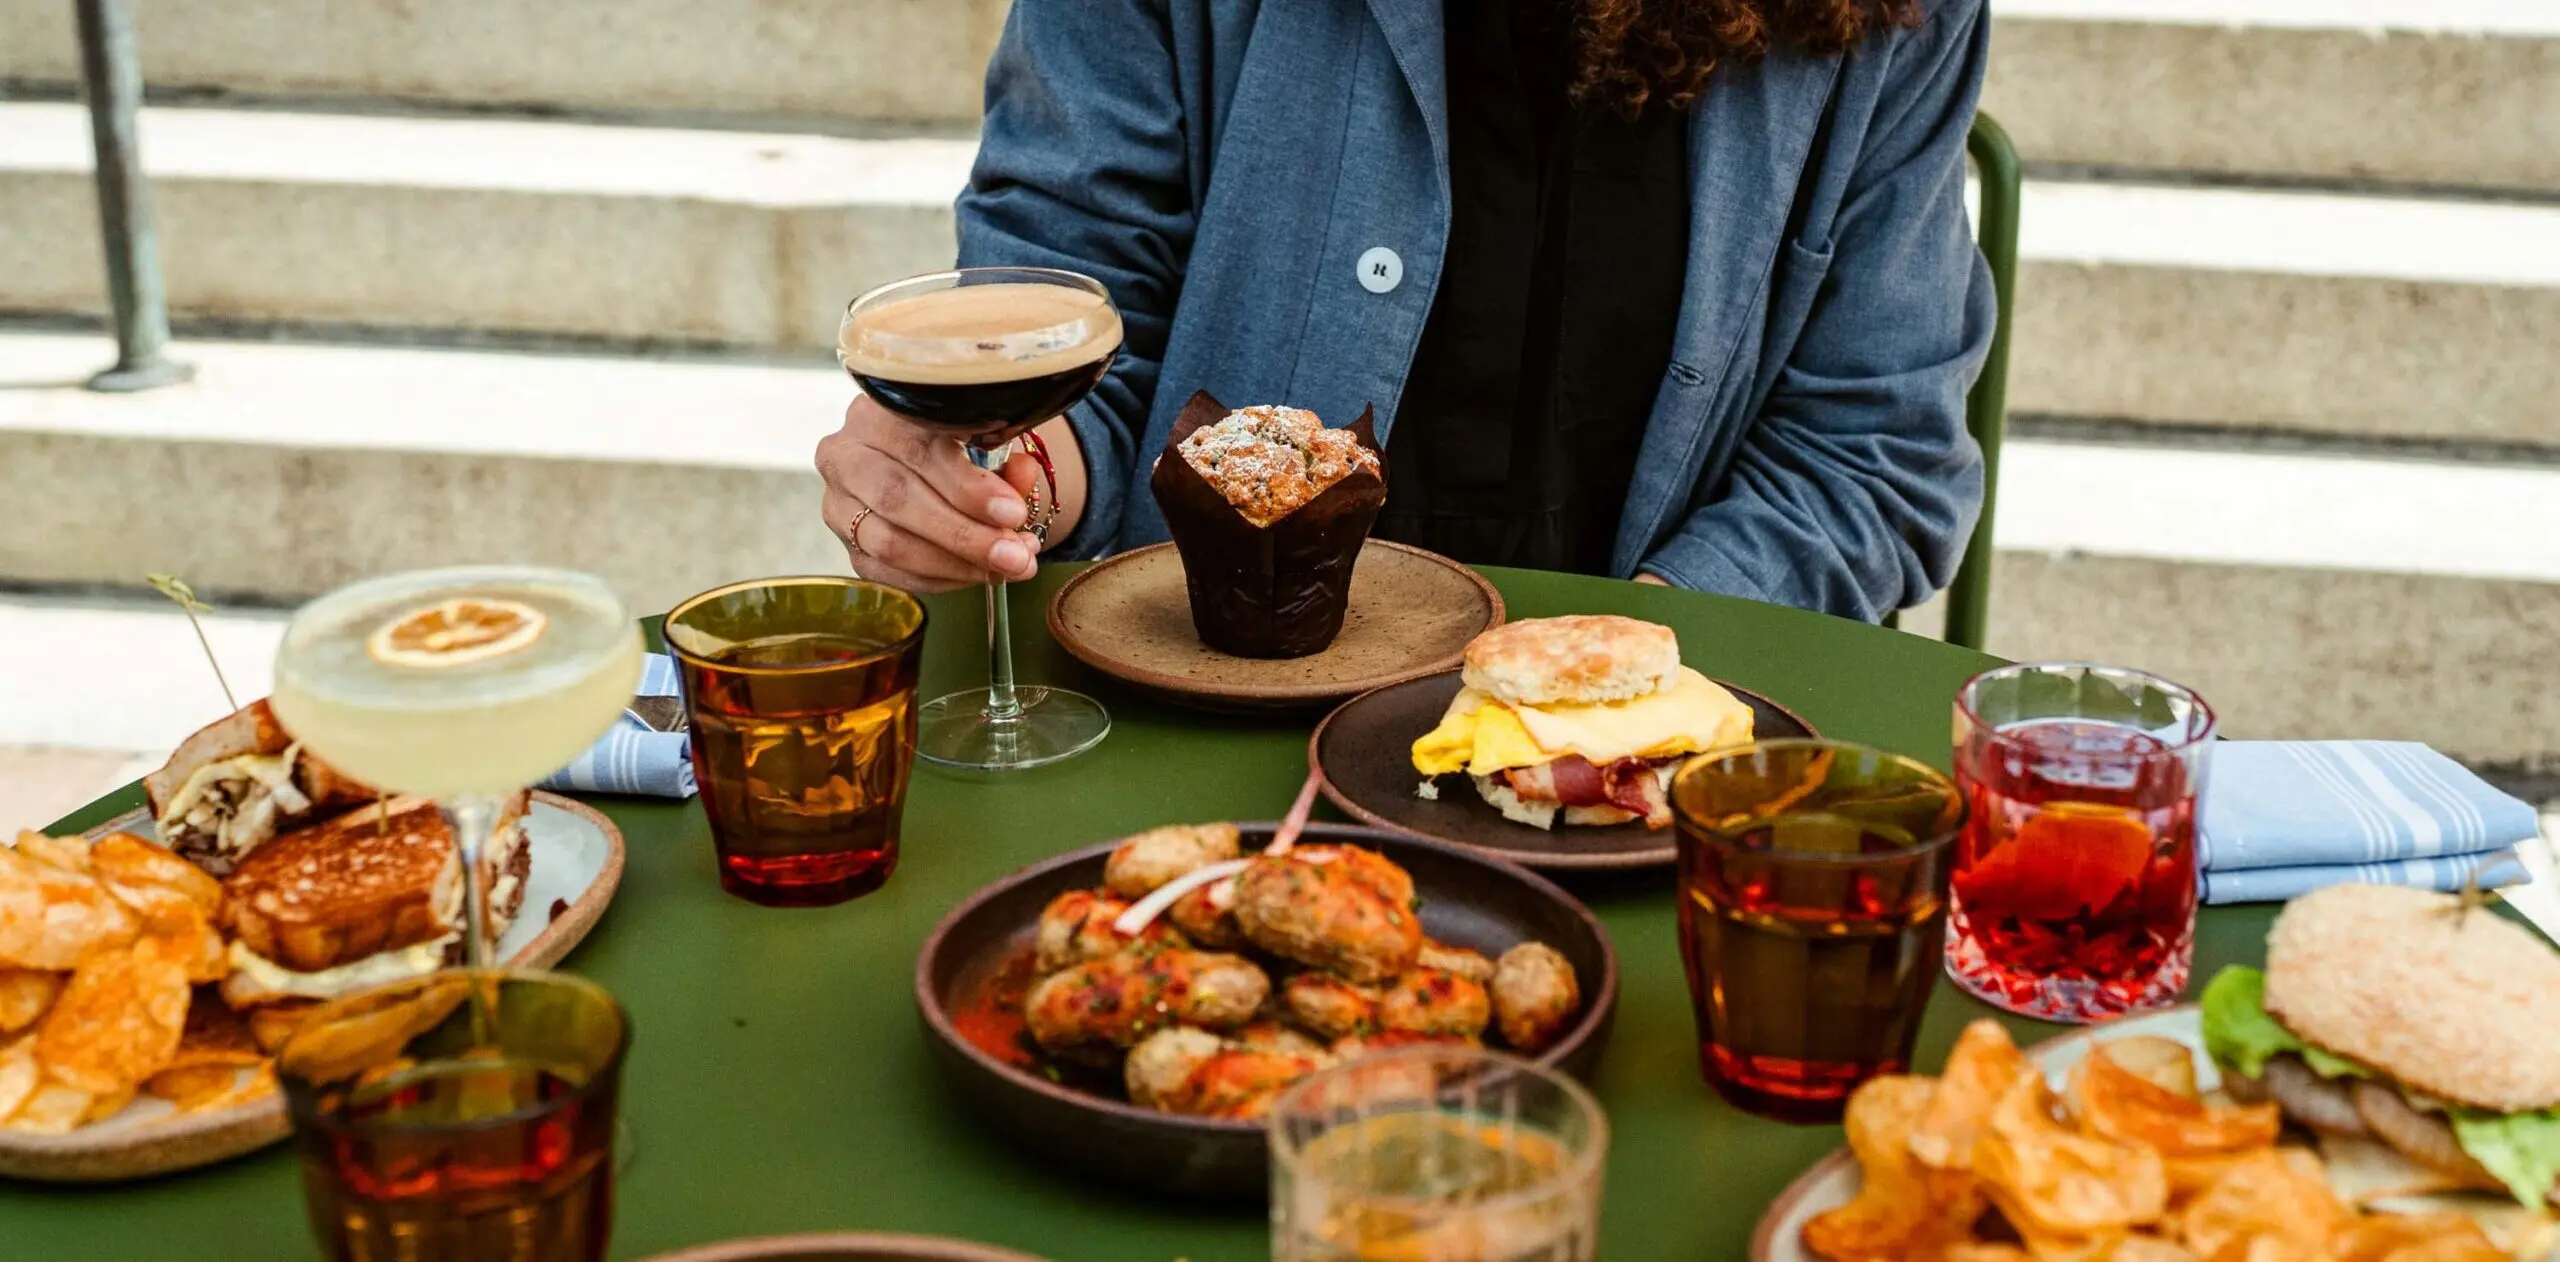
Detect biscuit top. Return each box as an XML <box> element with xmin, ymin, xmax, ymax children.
<box><xmin>1177</xmin><ymin>406</ymin><xmax>1379</xmax><ymax>527</ymax></box>
<box><xmin>1460</xmin><ymin>615</ymin><xmax>1681</xmax><ymax>707</ymax></box>
<box><xmin>2264</xmin><ymin>883</ymin><xmax>2560</xmax><ymax>1113</ymax></box>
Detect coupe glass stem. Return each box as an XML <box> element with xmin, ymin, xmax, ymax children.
<box><xmin>970</xmin><ymin>440</ymin><xmax>1024</xmax><ymax>725</ymax></box>
<box><xmin>439</xmin><ymin>793</ymin><xmax>501</xmax><ymax>972</ymax></box>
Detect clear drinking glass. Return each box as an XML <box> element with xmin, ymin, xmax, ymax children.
<box><xmin>837</xmin><ymin>266</ymin><xmax>1122</xmax><ymax>771</ymax></box>
<box><xmin>1671</xmin><ymin>740</ymin><xmax>1963</xmax><ymax>1123</ymax></box>
<box><xmin>1268</xmin><ymin>1045</ymin><xmax>1609</xmax><ymax>1262</ymax></box>
<box><xmin>278</xmin><ymin>969</ymin><xmax>628</xmax><ymax>1262</ymax></box>
<box><xmin>1947</xmin><ymin>662</ymin><xmax>2216</xmax><ymax>1023</ymax></box>
<box><xmin>270</xmin><ymin>566</ymin><xmax>642</xmax><ymax>968</ymax></box>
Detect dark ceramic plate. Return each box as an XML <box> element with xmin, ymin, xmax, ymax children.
<box><xmin>912</xmin><ymin>822</ymin><xmax>1620</xmax><ymax>1203</ymax></box>
<box><xmin>1046</xmin><ymin>540</ymin><xmax>1504</xmax><ymax>714</ymax></box>
<box><xmin>1311</xmin><ymin>670</ymin><xmax>1818</xmax><ymax>873</ymax></box>
<box><xmin>636</xmin><ymin>1233</ymin><xmax>1049</xmax><ymax>1262</ymax></box>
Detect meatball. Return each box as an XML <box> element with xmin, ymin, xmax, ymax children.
<box><xmin>1173</xmin><ymin>1050</ymin><xmax>1324</xmax><ymax>1120</ymax></box>
<box><xmin>1104</xmin><ymin>823</ymin><xmax>1242</xmax><ymax>899</ymax></box>
<box><xmin>1378</xmin><ymin>967</ymin><xmax>1491</xmax><ymax>1040</ymax></box>
<box><xmin>1231</xmin><ymin>851</ymin><xmax>1421</xmax><ymax>984</ymax></box>
<box><xmin>1125</xmin><ymin>1026</ymin><xmax>1224</xmax><ymax>1109</ymax></box>
<box><xmin>1291</xmin><ymin>844</ymin><xmax>1416</xmax><ymax>907</ymax></box>
<box><xmin>1168</xmin><ymin>882</ymin><xmax>1245</xmax><ymax>949</ymax></box>
<box><xmin>1034</xmin><ymin>888</ymin><xmax>1178</xmax><ymax>974</ymax></box>
<box><xmin>1231</xmin><ymin>1019</ymin><xmax>1332</xmax><ymax>1062</ymax></box>
<box><xmin>1025</xmin><ymin>949</ymin><xmax>1270</xmax><ymax>1050</ymax></box>
<box><xmin>1491</xmin><ymin>942</ymin><xmax>1581</xmax><ymax>1053</ymax></box>
<box><xmin>1416</xmin><ymin>941</ymin><xmax>1496</xmax><ymax>984</ymax></box>
<box><xmin>1283</xmin><ymin>973</ymin><xmax>1382</xmax><ymax>1040</ymax></box>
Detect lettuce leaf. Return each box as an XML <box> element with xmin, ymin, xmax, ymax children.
<box><xmin>2199</xmin><ymin>965</ymin><xmax>2370</xmax><ymax>1080</ymax></box>
<box><xmin>2450</xmin><ymin>1108</ymin><xmax>2560</xmax><ymax>1207</ymax></box>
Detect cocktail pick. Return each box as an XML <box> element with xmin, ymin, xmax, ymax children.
<box><xmin>1265</xmin><ymin>768</ymin><xmax>1323</xmax><ymax>858</ymax></box>
<box><xmin>146</xmin><ymin>573</ymin><xmax>239</xmax><ymax>713</ymax></box>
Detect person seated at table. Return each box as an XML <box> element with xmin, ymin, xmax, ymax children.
<box><xmin>814</xmin><ymin>0</ymin><xmax>1994</xmax><ymax>623</ymax></box>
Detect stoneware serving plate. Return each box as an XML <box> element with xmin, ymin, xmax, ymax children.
<box><xmin>1750</xmin><ymin>1006</ymin><xmax>2207</xmax><ymax>1262</ymax></box>
<box><xmin>0</xmin><ymin>792</ymin><xmax>625</xmax><ymax>1182</ymax></box>
<box><xmin>913</xmin><ymin>822</ymin><xmax>1619</xmax><ymax>1202</ymax></box>
<box><xmin>1047</xmin><ymin>540</ymin><xmax>1504</xmax><ymax>714</ymax></box>
<box><xmin>637</xmin><ymin>1233</ymin><xmax>1051</xmax><ymax>1262</ymax></box>
<box><xmin>1313</xmin><ymin>669</ymin><xmax>1818</xmax><ymax>873</ymax></box>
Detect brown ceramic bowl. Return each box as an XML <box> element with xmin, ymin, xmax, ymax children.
<box><xmin>912</xmin><ymin>822</ymin><xmax>1619</xmax><ymax>1202</ymax></box>
<box><xmin>636</xmin><ymin>1233</ymin><xmax>1049</xmax><ymax>1262</ymax></box>
<box><xmin>1046</xmin><ymin>540</ymin><xmax>1504</xmax><ymax>714</ymax></box>
<box><xmin>1312</xmin><ymin>670</ymin><xmax>1818</xmax><ymax>872</ymax></box>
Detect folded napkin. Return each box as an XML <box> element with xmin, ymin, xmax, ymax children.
<box><xmin>537</xmin><ymin>654</ymin><xmax>697</xmax><ymax>799</ymax></box>
<box><xmin>2198</xmin><ymin>741</ymin><xmax>2542</xmax><ymax>905</ymax></box>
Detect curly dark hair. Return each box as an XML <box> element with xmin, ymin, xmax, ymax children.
<box><xmin>1570</xmin><ymin>0</ymin><xmax>1923</xmax><ymax>116</ymax></box>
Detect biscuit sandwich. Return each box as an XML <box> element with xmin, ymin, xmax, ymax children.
<box><xmin>1410</xmin><ymin>615</ymin><xmax>1753</xmax><ymax>829</ymax></box>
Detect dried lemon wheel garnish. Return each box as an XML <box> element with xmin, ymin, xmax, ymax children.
<box><xmin>365</xmin><ymin>597</ymin><xmax>547</xmax><ymax>668</ymax></box>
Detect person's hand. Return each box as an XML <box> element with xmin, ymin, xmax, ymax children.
<box><xmin>1633</xmin><ymin>573</ymin><xmax>1671</xmax><ymax>587</ymax></box>
<box><xmin>815</xmin><ymin>395</ymin><xmax>1040</xmax><ymax>593</ymax></box>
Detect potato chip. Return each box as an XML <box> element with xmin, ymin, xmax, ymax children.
<box><xmin>11</xmin><ymin>831</ymin><xmax>91</xmax><ymax>875</ymax></box>
<box><xmin>2176</xmin><ymin>1150</ymin><xmax>2348</xmax><ymax>1260</ymax></box>
<box><xmin>2201</xmin><ymin>1234</ymin><xmax>2326</xmax><ymax>1262</ymax></box>
<box><xmin>0</xmin><ymin>1036</ymin><xmax>36</xmax><ymax>1120</ymax></box>
<box><xmin>1977</xmin><ymin>1074</ymin><xmax>2168</xmax><ymax>1239</ymax></box>
<box><xmin>1806</xmin><ymin>1076</ymin><xmax>1985</xmax><ymax>1261</ymax></box>
<box><xmin>2329</xmin><ymin>1213</ymin><xmax>2498</xmax><ymax>1262</ymax></box>
<box><xmin>135</xmin><ymin>901</ymin><xmax>229</xmax><ymax>985</ymax></box>
<box><xmin>2161</xmin><ymin>1152</ymin><xmax>2257</xmax><ymax>1201</ymax></box>
<box><xmin>2011</xmin><ymin>1224</ymin><xmax>2124</xmax><ymax>1262</ymax></box>
<box><xmin>2373</xmin><ymin>1238</ymin><xmax>2517</xmax><ymax>1262</ymax></box>
<box><xmin>89</xmin><ymin>834</ymin><xmax>222</xmax><ymax>918</ymax></box>
<box><xmin>248</xmin><ymin>1000</ymin><xmax>321</xmax><ymax>1055</ymax></box>
<box><xmin>0</xmin><ymin>967</ymin><xmax>62</xmax><ymax>1033</ymax></box>
<box><xmin>167</xmin><ymin>995</ymin><xmax>263</xmax><ymax>1071</ymax></box>
<box><xmin>2071</xmin><ymin>1052</ymin><xmax>2281</xmax><ymax>1158</ymax></box>
<box><xmin>81</xmin><ymin>1082</ymin><xmax>137</xmax><ymax>1124</ymax></box>
<box><xmin>144</xmin><ymin>1063</ymin><xmax>249</xmax><ymax>1111</ymax></box>
<box><xmin>2108</xmin><ymin>1237</ymin><xmax>2202</xmax><ymax>1261</ymax></box>
<box><xmin>33</xmin><ymin>935</ymin><xmax>191</xmax><ymax>1095</ymax></box>
<box><xmin>3</xmin><ymin>1079</ymin><xmax>93</xmax><ymax>1133</ymax></box>
<box><xmin>1935</xmin><ymin>1246</ymin><xmax>2032</xmax><ymax>1262</ymax></box>
<box><xmin>1914</xmin><ymin>1020</ymin><xmax>2035</xmax><ymax>1170</ymax></box>
<box><xmin>2092</xmin><ymin>1037</ymin><xmax>2202</xmax><ymax>1101</ymax></box>
<box><xmin>0</xmin><ymin>844</ymin><xmax>139</xmax><ymax>970</ymax></box>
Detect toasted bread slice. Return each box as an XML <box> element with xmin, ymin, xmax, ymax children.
<box><xmin>146</xmin><ymin>700</ymin><xmax>376</xmax><ymax>874</ymax></box>
<box><xmin>221</xmin><ymin>792</ymin><xmax>528</xmax><ymax>977</ymax></box>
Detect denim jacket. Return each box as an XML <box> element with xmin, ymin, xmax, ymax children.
<box><xmin>956</xmin><ymin>0</ymin><xmax>1993</xmax><ymax>622</ymax></box>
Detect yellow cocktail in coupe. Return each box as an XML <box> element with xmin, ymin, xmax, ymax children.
<box><xmin>272</xmin><ymin>566</ymin><xmax>641</xmax><ymax>970</ymax></box>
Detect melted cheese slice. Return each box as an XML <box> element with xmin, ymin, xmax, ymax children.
<box><xmin>1411</xmin><ymin>666</ymin><xmax>1754</xmax><ymax>777</ymax></box>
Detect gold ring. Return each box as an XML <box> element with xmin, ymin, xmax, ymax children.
<box><xmin>844</xmin><ymin>505</ymin><xmax>876</xmax><ymax>558</ymax></box>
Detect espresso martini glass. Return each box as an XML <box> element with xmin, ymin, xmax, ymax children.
<box><xmin>838</xmin><ymin>266</ymin><xmax>1122</xmax><ymax>771</ymax></box>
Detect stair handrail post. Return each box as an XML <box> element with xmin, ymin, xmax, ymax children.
<box><xmin>74</xmin><ymin>0</ymin><xmax>193</xmax><ymax>392</ymax></box>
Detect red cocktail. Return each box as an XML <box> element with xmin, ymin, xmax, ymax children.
<box><xmin>1947</xmin><ymin>664</ymin><xmax>2215</xmax><ymax>1023</ymax></box>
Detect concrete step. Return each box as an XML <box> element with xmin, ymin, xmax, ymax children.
<box><xmin>0</xmin><ymin>0</ymin><xmax>1008</xmax><ymax>127</ymax></box>
<box><xmin>6</xmin><ymin>328</ymin><xmax>2558</xmax><ymax>770</ymax></box>
<box><xmin>4</xmin><ymin>0</ymin><xmax>2550</xmax><ymax>192</ymax></box>
<box><xmin>1985</xmin><ymin>0</ymin><xmax>2560</xmax><ymax>192</ymax></box>
<box><xmin>7</xmin><ymin>103</ymin><xmax>2556</xmax><ymax>450</ymax></box>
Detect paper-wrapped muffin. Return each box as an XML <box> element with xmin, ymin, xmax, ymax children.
<box><xmin>1150</xmin><ymin>391</ymin><xmax>1386</xmax><ymax>658</ymax></box>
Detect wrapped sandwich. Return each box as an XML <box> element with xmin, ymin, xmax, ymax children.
<box><xmin>1151</xmin><ymin>391</ymin><xmax>1386</xmax><ymax>659</ymax></box>
<box><xmin>1412</xmin><ymin>616</ymin><xmax>1754</xmax><ymax>829</ymax></box>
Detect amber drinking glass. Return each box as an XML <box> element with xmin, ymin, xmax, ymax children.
<box><xmin>278</xmin><ymin>970</ymin><xmax>628</xmax><ymax>1262</ymax></box>
<box><xmin>1672</xmin><ymin>740</ymin><xmax>1963</xmax><ymax>1123</ymax></box>
<box><xmin>665</xmin><ymin>577</ymin><xmax>927</xmax><ymax>906</ymax></box>
<box><xmin>1947</xmin><ymin>662</ymin><xmax>2215</xmax><ymax>1023</ymax></box>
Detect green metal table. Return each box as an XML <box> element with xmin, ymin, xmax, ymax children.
<box><xmin>7</xmin><ymin>566</ymin><xmax>2280</xmax><ymax>1261</ymax></box>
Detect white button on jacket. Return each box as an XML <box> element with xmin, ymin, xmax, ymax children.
<box><xmin>1356</xmin><ymin>246</ymin><xmax>1403</xmax><ymax>294</ymax></box>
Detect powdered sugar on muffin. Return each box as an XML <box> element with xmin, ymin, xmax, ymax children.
<box><xmin>1178</xmin><ymin>406</ymin><xmax>1381</xmax><ymax>527</ymax></box>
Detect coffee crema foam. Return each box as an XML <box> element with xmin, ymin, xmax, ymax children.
<box><xmin>840</xmin><ymin>283</ymin><xmax>1124</xmax><ymax>386</ymax></box>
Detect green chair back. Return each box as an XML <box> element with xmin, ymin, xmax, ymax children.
<box><xmin>1943</xmin><ymin>112</ymin><xmax>2021</xmax><ymax>652</ymax></box>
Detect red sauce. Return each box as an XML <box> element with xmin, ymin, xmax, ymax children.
<box><xmin>951</xmin><ymin>948</ymin><xmax>1042</xmax><ymax>1070</ymax></box>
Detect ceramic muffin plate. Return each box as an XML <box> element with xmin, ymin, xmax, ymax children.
<box><xmin>1750</xmin><ymin>1007</ymin><xmax>2209</xmax><ymax>1262</ymax></box>
<box><xmin>1047</xmin><ymin>540</ymin><xmax>1504</xmax><ymax>713</ymax></box>
<box><xmin>1312</xmin><ymin>668</ymin><xmax>1818</xmax><ymax>872</ymax></box>
<box><xmin>913</xmin><ymin>822</ymin><xmax>1619</xmax><ymax>1202</ymax></box>
<box><xmin>0</xmin><ymin>792</ymin><xmax>624</xmax><ymax>1182</ymax></box>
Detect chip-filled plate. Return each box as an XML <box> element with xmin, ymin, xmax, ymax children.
<box><xmin>0</xmin><ymin>792</ymin><xmax>623</xmax><ymax>1182</ymax></box>
<box><xmin>636</xmin><ymin>1232</ymin><xmax>1051</xmax><ymax>1262</ymax></box>
<box><xmin>1750</xmin><ymin>1006</ymin><xmax>2209</xmax><ymax>1262</ymax></box>
<box><xmin>1312</xmin><ymin>668</ymin><xmax>1817</xmax><ymax>872</ymax></box>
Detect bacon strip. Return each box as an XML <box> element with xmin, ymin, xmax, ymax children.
<box><xmin>1502</xmin><ymin>756</ymin><xmax>1675</xmax><ymax>828</ymax></box>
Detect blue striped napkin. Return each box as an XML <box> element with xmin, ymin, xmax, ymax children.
<box><xmin>2198</xmin><ymin>741</ymin><xmax>2542</xmax><ymax>905</ymax></box>
<box><xmin>537</xmin><ymin>654</ymin><xmax>697</xmax><ymax>799</ymax></box>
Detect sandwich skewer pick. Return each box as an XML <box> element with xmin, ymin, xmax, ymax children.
<box><xmin>147</xmin><ymin>573</ymin><xmax>239</xmax><ymax>714</ymax></box>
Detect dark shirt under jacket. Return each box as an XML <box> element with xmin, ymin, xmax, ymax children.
<box><xmin>1374</xmin><ymin>0</ymin><xmax>1693</xmax><ymax>576</ymax></box>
